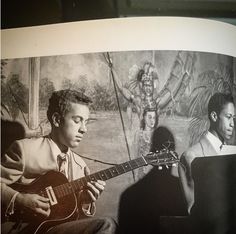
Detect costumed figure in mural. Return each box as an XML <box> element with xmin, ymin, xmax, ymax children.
<box><xmin>109</xmin><ymin>61</ymin><xmax>160</xmax><ymax>123</ymax></box>
<box><xmin>134</xmin><ymin>107</ymin><xmax>159</xmax><ymax>179</ymax></box>
<box><xmin>104</xmin><ymin>51</ymin><xmax>196</xmax><ymax>179</ymax></box>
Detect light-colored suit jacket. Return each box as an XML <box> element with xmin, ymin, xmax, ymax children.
<box><xmin>178</xmin><ymin>134</ymin><xmax>218</xmax><ymax>213</ymax></box>
<box><xmin>1</xmin><ymin>136</ymin><xmax>87</xmax><ymax>215</ymax></box>
<box><xmin>184</xmin><ymin>134</ymin><xmax>218</xmax><ymax>158</ymax></box>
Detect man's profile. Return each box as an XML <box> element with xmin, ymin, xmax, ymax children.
<box><xmin>1</xmin><ymin>89</ymin><xmax>117</xmax><ymax>234</ymax></box>
<box><xmin>178</xmin><ymin>92</ymin><xmax>236</xmax><ymax>213</ymax></box>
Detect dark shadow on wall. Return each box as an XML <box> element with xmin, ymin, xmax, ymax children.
<box><xmin>1</xmin><ymin>119</ymin><xmax>25</xmax><ymax>155</ymax></box>
<box><xmin>117</xmin><ymin>126</ymin><xmax>188</xmax><ymax>234</ymax></box>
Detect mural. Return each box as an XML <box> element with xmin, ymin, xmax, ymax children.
<box><xmin>105</xmin><ymin>51</ymin><xmax>196</xmax><ymax>179</ymax></box>
<box><xmin>1</xmin><ymin>50</ymin><xmax>236</xmax><ymax>219</ymax></box>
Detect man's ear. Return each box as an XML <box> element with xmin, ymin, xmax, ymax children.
<box><xmin>210</xmin><ymin>111</ymin><xmax>218</xmax><ymax>122</ymax></box>
<box><xmin>52</xmin><ymin>112</ymin><xmax>61</xmax><ymax>127</ymax></box>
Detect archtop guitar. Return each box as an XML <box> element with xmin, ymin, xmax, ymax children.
<box><xmin>7</xmin><ymin>149</ymin><xmax>178</xmax><ymax>234</ymax></box>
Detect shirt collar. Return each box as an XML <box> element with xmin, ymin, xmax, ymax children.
<box><xmin>47</xmin><ymin>135</ymin><xmax>71</xmax><ymax>158</ymax></box>
<box><xmin>205</xmin><ymin>131</ymin><xmax>223</xmax><ymax>153</ymax></box>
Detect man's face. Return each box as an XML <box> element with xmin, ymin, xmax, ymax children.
<box><xmin>216</xmin><ymin>102</ymin><xmax>235</xmax><ymax>141</ymax></box>
<box><xmin>58</xmin><ymin>102</ymin><xmax>90</xmax><ymax>149</ymax></box>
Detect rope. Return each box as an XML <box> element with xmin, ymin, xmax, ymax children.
<box><xmin>104</xmin><ymin>52</ymin><xmax>136</xmax><ymax>182</ymax></box>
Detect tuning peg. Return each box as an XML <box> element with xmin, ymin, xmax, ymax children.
<box><xmin>165</xmin><ymin>165</ymin><xmax>169</xmax><ymax>169</ymax></box>
<box><xmin>158</xmin><ymin>166</ymin><xmax>163</xmax><ymax>170</ymax></box>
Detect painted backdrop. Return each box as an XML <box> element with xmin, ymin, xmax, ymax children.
<box><xmin>1</xmin><ymin>50</ymin><xmax>236</xmax><ymax>220</ymax></box>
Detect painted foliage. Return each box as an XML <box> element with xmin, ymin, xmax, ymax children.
<box><xmin>1</xmin><ymin>50</ymin><xmax>236</xmax><ymax>219</ymax></box>
<box><xmin>2</xmin><ymin>50</ymin><xmax>235</xmax><ymax>151</ymax></box>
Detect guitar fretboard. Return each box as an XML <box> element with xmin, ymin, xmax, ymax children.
<box><xmin>52</xmin><ymin>156</ymin><xmax>147</xmax><ymax>199</ymax></box>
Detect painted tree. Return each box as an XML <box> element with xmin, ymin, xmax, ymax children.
<box><xmin>39</xmin><ymin>77</ymin><xmax>55</xmax><ymax>109</ymax></box>
<box><xmin>1</xmin><ymin>62</ymin><xmax>29</xmax><ymax>120</ymax></box>
<box><xmin>90</xmin><ymin>80</ymin><xmax>119</xmax><ymax>111</ymax></box>
<box><xmin>61</xmin><ymin>75</ymin><xmax>89</xmax><ymax>93</ymax></box>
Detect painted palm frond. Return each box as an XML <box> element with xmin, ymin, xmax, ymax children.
<box><xmin>189</xmin><ymin>116</ymin><xmax>209</xmax><ymax>146</ymax></box>
<box><xmin>218</xmin><ymin>62</ymin><xmax>234</xmax><ymax>85</ymax></box>
<box><xmin>158</xmin><ymin>51</ymin><xmax>196</xmax><ymax>113</ymax></box>
<box><xmin>125</xmin><ymin>78</ymin><xmax>139</xmax><ymax>94</ymax></box>
<box><xmin>188</xmin><ymin>86</ymin><xmax>213</xmax><ymax>118</ymax></box>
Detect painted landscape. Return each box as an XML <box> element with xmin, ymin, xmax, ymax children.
<box><xmin>1</xmin><ymin>50</ymin><xmax>236</xmax><ymax>220</ymax></box>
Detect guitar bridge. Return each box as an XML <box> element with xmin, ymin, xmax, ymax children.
<box><xmin>45</xmin><ymin>186</ymin><xmax>58</xmax><ymax>206</ymax></box>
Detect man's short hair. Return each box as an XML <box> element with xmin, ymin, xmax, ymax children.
<box><xmin>47</xmin><ymin>89</ymin><xmax>92</xmax><ymax>124</ymax></box>
<box><xmin>208</xmin><ymin>92</ymin><xmax>234</xmax><ymax>119</ymax></box>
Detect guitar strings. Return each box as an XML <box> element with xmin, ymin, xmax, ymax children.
<box><xmin>73</xmin><ymin>153</ymin><xmax>118</xmax><ymax>166</ymax></box>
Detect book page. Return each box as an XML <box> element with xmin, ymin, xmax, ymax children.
<box><xmin>1</xmin><ymin>17</ymin><xmax>236</xmax><ymax>233</ymax></box>
<box><xmin>2</xmin><ymin>17</ymin><xmax>236</xmax><ymax>59</ymax></box>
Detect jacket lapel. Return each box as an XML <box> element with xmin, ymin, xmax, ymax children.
<box><xmin>200</xmin><ymin>136</ymin><xmax>218</xmax><ymax>157</ymax></box>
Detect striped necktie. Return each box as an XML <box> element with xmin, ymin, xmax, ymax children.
<box><xmin>57</xmin><ymin>153</ymin><xmax>67</xmax><ymax>176</ymax></box>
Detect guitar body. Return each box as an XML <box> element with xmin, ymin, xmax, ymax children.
<box><xmin>9</xmin><ymin>171</ymin><xmax>78</xmax><ymax>234</ymax></box>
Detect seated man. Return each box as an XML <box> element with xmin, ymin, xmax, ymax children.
<box><xmin>178</xmin><ymin>92</ymin><xmax>236</xmax><ymax>232</ymax></box>
<box><xmin>1</xmin><ymin>89</ymin><xmax>117</xmax><ymax>234</ymax></box>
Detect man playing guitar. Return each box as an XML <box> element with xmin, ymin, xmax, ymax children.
<box><xmin>1</xmin><ymin>89</ymin><xmax>117</xmax><ymax>234</ymax></box>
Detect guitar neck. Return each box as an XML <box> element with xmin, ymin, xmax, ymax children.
<box><xmin>74</xmin><ymin>156</ymin><xmax>147</xmax><ymax>187</ymax></box>
<box><xmin>53</xmin><ymin>156</ymin><xmax>147</xmax><ymax>198</ymax></box>
<box><xmin>51</xmin><ymin>150</ymin><xmax>178</xmax><ymax>200</ymax></box>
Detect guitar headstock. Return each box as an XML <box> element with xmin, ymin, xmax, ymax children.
<box><xmin>144</xmin><ymin>149</ymin><xmax>179</xmax><ymax>169</ymax></box>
